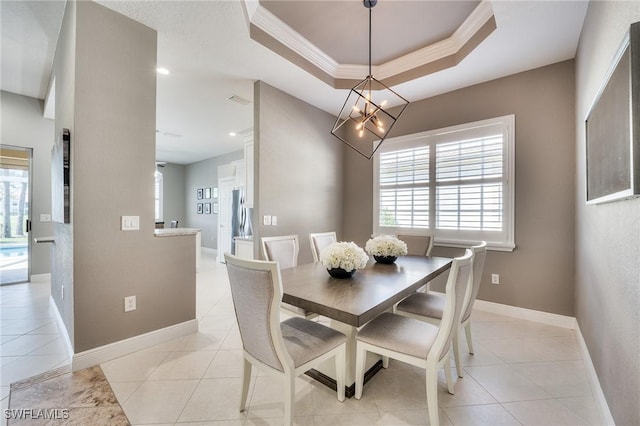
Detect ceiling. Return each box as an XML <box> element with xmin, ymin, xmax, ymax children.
<box><xmin>1</xmin><ymin>0</ymin><xmax>589</xmax><ymax>165</ymax></box>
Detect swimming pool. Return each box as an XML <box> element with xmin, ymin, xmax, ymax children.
<box><xmin>0</xmin><ymin>245</ymin><xmax>28</xmax><ymax>257</ymax></box>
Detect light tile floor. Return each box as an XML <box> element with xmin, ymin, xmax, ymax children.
<box><xmin>0</xmin><ymin>252</ymin><xmax>604</xmax><ymax>425</ymax></box>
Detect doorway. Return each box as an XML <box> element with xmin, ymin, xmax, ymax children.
<box><xmin>0</xmin><ymin>146</ymin><xmax>32</xmax><ymax>285</ymax></box>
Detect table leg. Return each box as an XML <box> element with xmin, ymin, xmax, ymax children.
<box><xmin>304</xmin><ymin>319</ymin><xmax>382</xmax><ymax>398</ymax></box>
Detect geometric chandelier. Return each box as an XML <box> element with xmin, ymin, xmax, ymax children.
<box><xmin>331</xmin><ymin>0</ymin><xmax>410</xmax><ymax>159</ymax></box>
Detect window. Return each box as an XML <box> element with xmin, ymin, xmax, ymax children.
<box><xmin>373</xmin><ymin>115</ymin><xmax>515</xmax><ymax>251</ymax></box>
<box><xmin>154</xmin><ymin>170</ymin><xmax>163</xmax><ymax>221</ymax></box>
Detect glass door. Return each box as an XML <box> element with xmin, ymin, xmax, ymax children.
<box><xmin>0</xmin><ymin>146</ymin><xmax>32</xmax><ymax>285</ymax></box>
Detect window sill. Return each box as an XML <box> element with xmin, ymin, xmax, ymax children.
<box><xmin>435</xmin><ymin>240</ymin><xmax>515</xmax><ymax>252</ymax></box>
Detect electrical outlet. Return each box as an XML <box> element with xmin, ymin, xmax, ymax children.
<box><xmin>271</xmin><ymin>215</ymin><xmax>278</xmax><ymax>226</ymax></box>
<box><xmin>491</xmin><ymin>274</ymin><xmax>500</xmax><ymax>285</ymax></box>
<box><xmin>40</xmin><ymin>213</ymin><xmax>51</xmax><ymax>222</ymax></box>
<box><xmin>124</xmin><ymin>295</ymin><xmax>136</xmax><ymax>312</ymax></box>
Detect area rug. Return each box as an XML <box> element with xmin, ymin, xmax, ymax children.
<box><xmin>7</xmin><ymin>365</ymin><xmax>130</xmax><ymax>425</ymax></box>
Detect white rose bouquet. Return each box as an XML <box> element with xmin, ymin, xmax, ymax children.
<box><xmin>365</xmin><ymin>235</ymin><xmax>408</xmax><ymax>257</ymax></box>
<box><xmin>320</xmin><ymin>241</ymin><xmax>369</xmax><ymax>271</ymax></box>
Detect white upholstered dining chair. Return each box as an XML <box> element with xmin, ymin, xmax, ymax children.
<box><xmin>354</xmin><ymin>249</ymin><xmax>473</xmax><ymax>426</ymax></box>
<box><xmin>261</xmin><ymin>235</ymin><xmax>316</xmax><ymax>319</ymax></box>
<box><xmin>394</xmin><ymin>241</ymin><xmax>488</xmax><ymax>378</ymax></box>
<box><xmin>309</xmin><ymin>231</ymin><xmax>337</xmax><ymax>262</ymax></box>
<box><xmin>397</xmin><ymin>232</ymin><xmax>435</xmax><ymax>292</ymax></box>
<box><xmin>396</xmin><ymin>232</ymin><xmax>435</xmax><ymax>257</ymax></box>
<box><xmin>261</xmin><ymin>235</ymin><xmax>299</xmax><ymax>269</ymax></box>
<box><xmin>224</xmin><ymin>254</ymin><xmax>346</xmax><ymax>426</ymax></box>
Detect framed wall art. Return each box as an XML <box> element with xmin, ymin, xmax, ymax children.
<box><xmin>585</xmin><ymin>21</ymin><xmax>640</xmax><ymax>204</ymax></box>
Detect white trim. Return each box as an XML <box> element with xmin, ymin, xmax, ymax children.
<box><xmin>71</xmin><ymin>319</ymin><xmax>198</xmax><ymax>371</ymax></box>
<box><xmin>243</xmin><ymin>0</ymin><xmax>494</xmax><ymax>84</ymax></box>
<box><xmin>201</xmin><ymin>247</ymin><xmax>217</xmax><ymax>255</ymax></box>
<box><xmin>472</xmin><ymin>298</ymin><xmax>577</xmax><ymax>329</ymax></box>
<box><xmin>575</xmin><ymin>323</ymin><xmax>616</xmax><ymax>425</ymax></box>
<box><xmin>30</xmin><ymin>273</ymin><xmax>52</xmax><ymax>283</ymax></box>
<box><xmin>49</xmin><ymin>295</ymin><xmax>74</xmax><ymax>359</ymax></box>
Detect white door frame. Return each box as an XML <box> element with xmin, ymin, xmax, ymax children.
<box><xmin>217</xmin><ymin>177</ymin><xmax>235</xmax><ymax>263</ymax></box>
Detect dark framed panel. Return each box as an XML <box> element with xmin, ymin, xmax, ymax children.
<box><xmin>197</xmin><ymin>203</ymin><xmax>203</xmax><ymax>214</ymax></box>
<box><xmin>205</xmin><ymin>203</ymin><xmax>211</xmax><ymax>214</ymax></box>
<box><xmin>52</xmin><ymin>128</ymin><xmax>71</xmax><ymax>223</ymax></box>
<box><xmin>197</xmin><ymin>188</ymin><xmax>203</xmax><ymax>200</ymax></box>
<box><xmin>585</xmin><ymin>21</ymin><xmax>640</xmax><ymax>204</ymax></box>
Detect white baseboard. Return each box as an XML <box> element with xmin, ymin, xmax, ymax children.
<box><xmin>49</xmin><ymin>295</ymin><xmax>74</xmax><ymax>360</ymax></box>
<box><xmin>575</xmin><ymin>323</ymin><xmax>616</xmax><ymax>425</ymax></box>
<box><xmin>472</xmin><ymin>298</ymin><xmax>577</xmax><ymax>329</ymax></box>
<box><xmin>30</xmin><ymin>273</ymin><xmax>51</xmax><ymax>283</ymax></box>
<box><xmin>72</xmin><ymin>319</ymin><xmax>198</xmax><ymax>371</ymax></box>
<box><xmin>201</xmin><ymin>247</ymin><xmax>217</xmax><ymax>255</ymax></box>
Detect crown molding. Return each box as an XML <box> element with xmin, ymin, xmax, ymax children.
<box><xmin>243</xmin><ymin>0</ymin><xmax>495</xmax><ymax>88</ymax></box>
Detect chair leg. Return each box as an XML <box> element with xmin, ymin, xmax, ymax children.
<box><xmin>465</xmin><ymin>322</ymin><xmax>474</xmax><ymax>355</ymax></box>
<box><xmin>382</xmin><ymin>356</ymin><xmax>390</xmax><ymax>369</ymax></box>
<box><xmin>335</xmin><ymin>346</ymin><xmax>346</xmax><ymax>402</ymax></box>
<box><xmin>426</xmin><ymin>365</ymin><xmax>440</xmax><ymax>426</ymax></box>
<box><xmin>444</xmin><ymin>358</ymin><xmax>455</xmax><ymax>395</ymax></box>
<box><xmin>240</xmin><ymin>358</ymin><xmax>252</xmax><ymax>412</ymax></box>
<box><xmin>452</xmin><ymin>331</ymin><xmax>463</xmax><ymax>378</ymax></box>
<box><xmin>355</xmin><ymin>343</ymin><xmax>367</xmax><ymax>400</ymax></box>
<box><xmin>283</xmin><ymin>373</ymin><xmax>295</xmax><ymax>426</ymax></box>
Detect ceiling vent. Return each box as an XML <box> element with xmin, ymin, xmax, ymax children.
<box><xmin>228</xmin><ymin>94</ymin><xmax>251</xmax><ymax>105</ymax></box>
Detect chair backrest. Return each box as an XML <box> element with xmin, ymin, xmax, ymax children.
<box><xmin>261</xmin><ymin>235</ymin><xmax>299</xmax><ymax>269</ymax></box>
<box><xmin>397</xmin><ymin>232</ymin><xmax>434</xmax><ymax>256</ymax></box>
<box><xmin>224</xmin><ymin>253</ymin><xmax>292</xmax><ymax>372</ymax></box>
<box><xmin>170</xmin><ymin>220</ymin><xmax>179</xmax><ymax>228</ymax></box>
<box><xmin>309</xmin><ymin>232</ymin><xmax>337</xmax><ymax>262</ymax></box>
<box><xmin>461</xmin><ymin>241</ymin><xmax>488</xmax><ymax>322</ymax></box>
<box><xmin>428</xmin><ymin>249</ymin><xmax>473</xmax><ymax>363</ymax></box>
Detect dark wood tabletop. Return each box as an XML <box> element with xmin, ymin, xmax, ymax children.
<box><xmin>280</xmin><ymin>255</ymin><xmax>453</xmax><ymax>327</ymax></box>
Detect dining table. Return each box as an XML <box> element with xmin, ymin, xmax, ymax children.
<box><xmin>280</xmin><ymin>254</ymin><xmax>453</xmax><ymax>397</ymax></box>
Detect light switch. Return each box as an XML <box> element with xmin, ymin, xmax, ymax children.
<box><xmin>263</xmin><ymin>215</ymin><xmax>272</xmax><ymax>226</ymax></box>
<box><xmin>271</xmin><ymin>216</ymin><xmax>278</xmax><ymax>226</ymax></box>
<box><xmin>121</xmin><ymin>216</ymin><xmax>140</xmax><ymax>231</ymax></box>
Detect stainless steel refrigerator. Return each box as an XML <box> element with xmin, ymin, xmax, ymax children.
<box><xmin>231</xmin><ymin>189</ymin><xmax>253</xmax><ymax>254</ymax></box>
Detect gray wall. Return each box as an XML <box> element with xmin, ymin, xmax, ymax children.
<box><xmin>343</xmin><ymin>60</ymin><xmax>576</xmax><ymax>316</ymax></box>
<box><xmin>254</xmin><ymin>81</ymin><xmax>343</xmax><ymax>263</ymax></box>
<box><xmin>158</xmin><ymin>163</ymin><xmax>186</xmax><ymax>227</ymax></box>
<box><xmin>52</xmin><ymin>1</ymin><xmax>196</xmax><ymax>353</ymax></box>
<box><xmin>1</xmin><ymin>91</ymin><xmax>53</xmax><ymax>275</ymax></box>
<box><xmin>575</xmin><ymin>3</ymin><xmax>640</xmax><ymax>425</ymax></box>
<box><xmin>185</xmin><ymin>150</ymin><xmax>244</xmax><ymax>249</ymax></box>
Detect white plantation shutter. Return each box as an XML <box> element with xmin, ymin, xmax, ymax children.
<box><xmin>436</xmin><ymin>134</ymin><xmax>503</xmax><ymax>231</ymax></box>
<box><xmin>379</xmin><ymin>146</ymin><xmax>429</xmax><ymax>228</ymax></box>
<box><xmin>373</xmin><ymin>115</ymin><xmax>515</xmax><ymax>251</ymax></box>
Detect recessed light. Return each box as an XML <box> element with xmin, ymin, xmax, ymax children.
<box><xmin>156</xmin><ymin>67</ymin><xmax>170</xmax><ymax>75</ymax></box>
<box><xmin>229</xmin><ymin>132</ymin><xmax>237</xmax><ymax>137</ymax></box>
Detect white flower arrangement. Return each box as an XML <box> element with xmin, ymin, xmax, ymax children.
<box><xmin>320</xmin><ymin>241</ymin><xmax>369</xmax><ymax>271</ymax></box>
<box><xmin>365</xmin><ymin>235</ymin><xmax>408</xmax><ymax>257</ymax></box>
